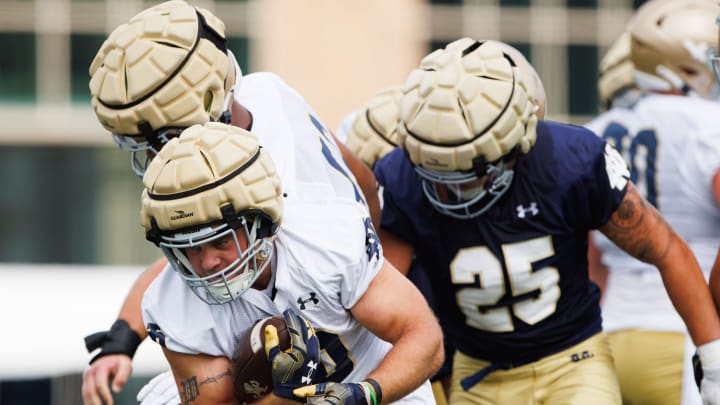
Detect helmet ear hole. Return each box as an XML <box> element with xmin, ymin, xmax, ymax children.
<box><xmin>204</xmin><ymin>91</ymin><xmax>214</xmax><ymax>113</ymax></box>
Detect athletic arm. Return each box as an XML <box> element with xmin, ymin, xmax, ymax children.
<box><xmin>710</xmin><ymin>248</ymin><xmax>720</xmax><ymax>316</ymax></box>
<box><xmin>82</xmin><ymin>257</ymin><xmax>168</xmax><ymax>405</ymax></box>
<box><xmin>707</xmin><ymin>170</ymin><xmax>720</xmax><ymax>314</ymax></box>
<box><xmin>377</xmin><ymin>229</ymin><xmax>415</xmax><ymax>276</ymax></box>
<box><xmin>119</xmin><ymin>257</ymin><xmax>168</xmax><ymax>338</ymax></box>
<box><xmin>350</xmin><ymin>259</ymin><xmax>444</xmax><ymax>403</ymax></box>
<box><xmin>599</xmin><ymin>182</ymin><xmax>720</xmax><ymax>345</ymax></box>
<box><xmin>163</xmin><ymin>349</ymin><xmax>237</xmax><ymax>405</ymax></box>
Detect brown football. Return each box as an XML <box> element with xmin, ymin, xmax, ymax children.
<box><xmin>232</xmin><ymin>315</ymin><xmax>290</xmax><ymax>404</ymax></box>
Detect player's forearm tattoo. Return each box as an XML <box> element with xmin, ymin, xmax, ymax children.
<box><xmin>599</xmin><ymin>184</ymin><xmax>673</xmax><ymax>264</ymax></box>
<box><xmin>179</xmin><ymin>369</ymin><xmax>232</xmax><ymax>404</ymax></box>
<box><xmin>200</xmin><ymin>368</ymin><xmax>232</xmax><ymax>385</ymax></box>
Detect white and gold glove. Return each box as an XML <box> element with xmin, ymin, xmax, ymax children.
<box><xmin>698</xmin><ymin>340</ymin><xmax>720</xmax><ymax>405</ymax></box>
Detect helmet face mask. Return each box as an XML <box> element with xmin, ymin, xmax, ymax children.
<box><xmin>112</xmin><ymin>128</ymin><xmax>182</xmax><ymax>177</ymax></box>
<box><xmin>415</xmin><ymin>159</ymin><xmax>515</xmax><ymax>219</ymax></box>
<box><xmin>159</xmin><ymin>215</ymin><xmax>273</xmax><ymax>305</ymax></box>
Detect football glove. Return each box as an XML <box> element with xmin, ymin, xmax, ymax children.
<box><xmin>698</xmin><ymin>339</ymin><xmax>720</xmax><ymax>405</ymax></box>
<box><xmin>293</xmin><ymin>382</ymin><xmax>373</xmax><ymax>405</ymax></box>
<box><xmin>695</xmin><ymin>352</ymin><xmax>704</xmax><ymax>389</ymax></box>
<box><xmin>265</xmin><ymin>309</ymin><xmax>324</xmax><ymax>399</ymax></box>
<box><xmin>136</xmin><ymin>370</ymin><xmax>180</xmax><ymax>405</ymax></box>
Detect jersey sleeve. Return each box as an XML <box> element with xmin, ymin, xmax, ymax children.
<box><xmin>141</xmin><ymin>269</ymin><xmax>210</xmax><ymax>356</ymax></box>
<box><xmin>374</xmin><ymin>152</ymin><xmax>419</xmax><ymax>245</ymax></box>
<box><xmin>339</xmin><ymin>215</ymin><xmax>385</xmax><ymax>309</ymax></box>
<box><xmin>563</xmin><ymin>133</ymin><xmax>629</xmax><ymax>230</ymax></box>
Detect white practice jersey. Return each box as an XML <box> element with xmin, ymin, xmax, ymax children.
<box><xmin>143</xmin><ymin>73</ymin><xmax>433</xmax><ymax>403</ymax></box>
<box><xmin>585</xmin><ymin>94</ymin><xmax>720</xmax><ymax>333</ymax></box>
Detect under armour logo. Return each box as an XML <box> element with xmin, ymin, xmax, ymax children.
<box><xmin>301</xmin><ymin>360</ymin><xmax>319</xmax><ymax>384</ymax></box>
<box><xmin>297</xmin><ymin>292</ymin><xmax>319</xmax><ymax>310</ymax></box>
<box><xmin>516</xmin><ymin>202</ymin><xmax>539</xmax><ymax>219</ymax></box>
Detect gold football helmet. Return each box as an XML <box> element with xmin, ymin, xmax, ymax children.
<box><xmin>344</xmin><ymin>86</ymin><xmax>403</xmax><ymax>168</ymax></box>
<box><xmin>398</xmin><ymin>38</ymin><xmax>537</xmax><ymax>219</ymax></box>
<box><xmin>598</xmin><ymin>32</ymin><xmax>642</xmax><ymax>109</ymax></box>
<box><xmin>627</xmin><ymin>0</ymin><xmax>718</xmax><ymax>98</ymax></box>
<box><xmin>90</xmin><ymin>0</ymin><xmax>241</xmax><ymax>176</ymax></box>
<box><xmin>141</xmin><ymin>122</ymin><xmax>283</xmax><ymax>304</ymax></box>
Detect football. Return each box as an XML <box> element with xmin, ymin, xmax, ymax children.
<box><xmin>232</xmin><ymin>315</ymin><xmax>290</xmax><ymax>404</ymax></box>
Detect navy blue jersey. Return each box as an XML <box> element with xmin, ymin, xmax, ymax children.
<box><xmin>375</xmin><ymin>121</ymin><xmax>628</xmax><ymax>363</ymax></box>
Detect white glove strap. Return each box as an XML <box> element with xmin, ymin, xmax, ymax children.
<box><xmin>358</xmin><ymin>382</ymin><xmax>374</xmax><ymax>405</ymax></box>
<box><xmin>699</xmin><ymin>340</ymin><xmax>720</xmax><ymax>370</ymax></box>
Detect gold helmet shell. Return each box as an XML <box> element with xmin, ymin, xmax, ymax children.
<box><xmin>344</xmin><ymin>86</ymin><xmax>403</xmax><ymax>168</ymax></box>
<box><xmin>627</xmin><ymin>0</ymin><xmax>718</xmax><ymax>98</ymax></box>
<box><xmin>485</xmin><ymin>41</ymin><xmax>547</xmax><ymax>119</ymax></box>
<box><xmin>141</xmin><ymin>122</ymin><xmax>282</xmax><ymax>236</ymax></box>
<box><xmin>89</xmin><ymin>0</ymin><xmax>237</xmax><ymax>138</ymax></box>
<box><xmin>398</xmin><ymin>38</ymin><xmax>538</xmax><ymax>173</ymax></box>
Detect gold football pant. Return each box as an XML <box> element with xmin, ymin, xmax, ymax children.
<box><xmin>449</xmin><ymin>332</ymin><xmax>621</xmax><ymax>404</ymax></box>
<box><xmin>608</xmin><ymin>329</ymin><xmax>684</xmax><ymax>405</ymax></box>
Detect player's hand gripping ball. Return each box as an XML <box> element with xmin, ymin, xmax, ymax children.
<box><xmin>232</xmin><ymin>315</ymin><xmax>290</xmax><ymax>403</ymax></box>
<box><xmin>266</xmin><ymin>309</ymin><xmax>325</xmax><ymax>399</ymax></box>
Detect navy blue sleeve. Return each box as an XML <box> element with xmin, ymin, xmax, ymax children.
<box><xmin>374</xmin><ymin>150</ymin><xmax>419</xmax><ymax>246</ymax></box>
<box><xmin>560</xmin><ymin>127</ymin><xmax>629</xmax><ymax>230</ymax></box>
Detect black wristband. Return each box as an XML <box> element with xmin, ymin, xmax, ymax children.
<box><xmin>84</xmin><ymin>319</ymin><xmax>142</xmax><ymax>364</ymax></box>
<box><xmin>363</xmin><ymin>378</ymin><xmax>382</xmax><ymax>405</ymax></box>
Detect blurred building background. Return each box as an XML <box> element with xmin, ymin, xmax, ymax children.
<box><xmin>0</xmin><ymin>0</ymin><xmax>646</xmax><ymax>403</ymax></box>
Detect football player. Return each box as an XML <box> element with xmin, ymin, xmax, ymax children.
<box><xmin>80</xmin><ymin>1</ymin><xmax>397</xmax><ymax>404</ymax></box>
<box><xmin>136</xmin><ymin>121</ymin><xmax>442</xmax><ymax>405</ymax></box>
<box><xmin>373</xmin><ymin>37</ymin><xmax>720</xmax><ymax>404</ymax></box>
<box><xmin>338</xmin><ymin>41</ymin><xmax>548</xmax><ymax>405</ymax></box>
<box><xmin>584</xmin><ymin>1</ymin><xmax>720</xmax><ymax>404</ymax></box>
